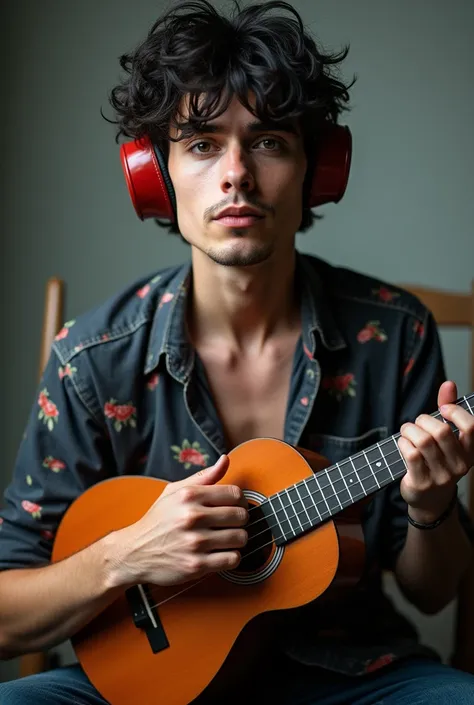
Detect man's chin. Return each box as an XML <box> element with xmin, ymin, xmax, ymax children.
<box><xmin>205</xmin><ymin>240</ymin><xmax>274</xmax><ymax>268</ymax></box>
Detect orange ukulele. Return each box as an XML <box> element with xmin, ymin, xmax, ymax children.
<box><xmin>52</xmin><ymin>393</ymin><xmax>474</xmax><ymax>705</ymax></box>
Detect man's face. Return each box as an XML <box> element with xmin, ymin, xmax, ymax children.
<box><xmin>167</xmin><ymin>93</ymin><xmax>308</xmax><ymax>267</ymax></box>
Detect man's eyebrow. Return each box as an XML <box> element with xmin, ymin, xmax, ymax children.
<box><xmin>177</xmin><ymin>119</ymin><xmax>300</xmax><ymax>137</ymax></box>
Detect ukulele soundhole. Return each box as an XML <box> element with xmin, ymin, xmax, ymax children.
<box><xmin>220</xmin><ymin>490</ymin><xmax>285</xmax><ymax>586</ymax></box>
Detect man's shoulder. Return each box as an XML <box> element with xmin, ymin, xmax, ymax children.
<box><xmin>302</xmin><ymin>252</ymin><xmax>428</xmax><ymax>323</ymax></box>
<box><xmin>52</xmin><ymin>262</ymin><xmax>187</xmax><ymax>365</ymax></box>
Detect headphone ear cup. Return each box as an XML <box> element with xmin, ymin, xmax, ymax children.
<box><xmin>120</xmin><ymin>135</ymin><xmax>177</xmax><ymax>221</ymax></box>
<box><xmin>309</xmin><ymin>124</ymin><xmax>352</xmax><ymax>208</ymax></box>
<box><xmin>120</xmin><ymin>126</ymin><xmax>351</xmax><ymax>221</ymax></box>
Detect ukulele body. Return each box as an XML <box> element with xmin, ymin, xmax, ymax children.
<box><xmin>52</xmin><ymin>438</ymin><xmax>367</xmax><ymax>705</ymax></box>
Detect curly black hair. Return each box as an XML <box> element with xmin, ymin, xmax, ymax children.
<box><xmin>106</xmin><ymin>0</ymin><xmax>354</xmax><ymax>234</ymax></box>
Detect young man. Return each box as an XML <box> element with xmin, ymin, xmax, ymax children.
<box><xmin>1</xmin><ymin>1</ymin><xmax>473</xmax><ymax>703</ymax></box>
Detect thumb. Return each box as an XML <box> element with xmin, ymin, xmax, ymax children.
<box><xmin>181</xmin><ymin>454</ymin><xmax>230</xmax><ymax>486</ymax></box>
<box><xmin>438</xmin><ymin>380</ymin><xmax>458</xmax><ymax>409</ymax></box>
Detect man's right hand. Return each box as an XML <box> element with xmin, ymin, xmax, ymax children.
<box><xmin>107</xmin><ymin>455</ymin><xmax>249</xmax><ymax>588</ymax></box>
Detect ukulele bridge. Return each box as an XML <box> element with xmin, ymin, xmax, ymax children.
<box><xmin>126</xmin><ymin>584</ymin><xmax>169</xmax><ymax>654</ymax></box>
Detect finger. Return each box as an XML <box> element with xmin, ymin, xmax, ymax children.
<box><xmin>195</xmin><ymin>505</ymin><xmax>249</xmax><ymax>528</ymax></box>
<box><xmin>440</xmin><ymin>403</ymin><xmax>474</xmax><ymax>459</ymax></box>
<box><xmin>200</xmin><ymin>528</ymin><xmax>248</xmax><ymax>551</ymax></box>
<box><xmin>399</xmin><ymin>423</ymin><xmax>450</xmax><ymax>484</ymax></box>
<box><xmin>437</xmin><ymin>380</ymin><xmax>457</xmax><ymax>408</ymax></box>
<box><xmin>179</xmin><ymin>455</ymin><xmax>230</xmax><ymax>487</ymax></box>
<box><xmin>414</xmin><ymin>413</ymin><xmax>468</xmax><ymax>477</ymax></box>
<box><xmin>185</xmin><ymin>483</ymin><xmax>248</xmax><ymax>508</ymax></box>
<box><xmin>202</xmin><ymin>550</ymin><xmax>241</xmax><ymax>573</ymax></box>
<box><xmin>193</xmin><ymin>485</ymin><xmax>247</xmax><ymax>509</ymax></box>
<box><xmin>397</xmin><ymin>435</ymin><xmax>430</xmax><ymax>486</ymax></box>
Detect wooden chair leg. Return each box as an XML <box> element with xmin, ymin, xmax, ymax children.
<box><xmin>19</xmin><ymin>652</ymin><xmax>50</xmax><ymax>678</ymax></box>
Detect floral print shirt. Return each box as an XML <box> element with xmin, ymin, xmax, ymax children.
<box><xmin>1</xmin><ymin>251</ymin><xmax>472</xmax><ymax>676</ymax></box>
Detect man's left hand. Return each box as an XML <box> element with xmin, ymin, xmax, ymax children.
<box><xmin>398</xmin><ymin>380</ymin><xmax>474</xmax><ymax>523</ymax></box>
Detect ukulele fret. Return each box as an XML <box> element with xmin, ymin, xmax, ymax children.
<box><xmin>305</xmin><ymin>475</ymin><xmax>332</xmax><ymax>521</ymax></box>
<box><xmin>347</xmin><ymin>456</ymin><xmax>366</xmax><ymax>497</ymax></box>
<box><xmin>377</xmin><ymin>442</ymin><xmax>395</xmax><ymax>481</ymax></box>
<box><xmin>280</xmin><ymin>488</ymin><xmax>306</xmax><ymax>533</ymax></box>
<box><xmin>363</xmin><ymin>449</ymin><xmax>380</xmax><ymax>488</ymax></box>
<box><xmin>464</xmin><ymin>395</ymin><xmax>473</xmax><ymax>415</ymax></box>
<box><xmin>326</xmin><ymin>464</ymin><xmax>352</xmax><ymax>506</ymax></box>
<box><xmin>266</xmin><ymin>495</ymin><xmax>288</xmax><ymax>544</ymax></box>
<box><xmin>348</xmin><ymin>451</ymin><xmax>379</xmax><ymax>493</ymax></box>
<box><xmin>314</xmin><ymin>472</ymin><xmax>343</xmax><ymax>514</ymax></box>
<box><xmin>265</xmin><ymin>393</ymin><xmax>474</xmax><ymax>547</ymax></box>
<box><xmin>268</xmin><ymin>476</ymin><xmax>330</xmax><ymax>544</ymax></box>
<box><xmin>293</xmin><ymin>483</ymin><xmax>313</xmax><ymax>528</ymax></box>
<box><xmin>301</xmin><ymin>477</ymin><xmax>324</xmax><ymax>523</ymax></box>
<box><xmin>325</xmin><ymin>469</ymin><xmax>343</xmax><ymax>510</ymax></box>
<box><xmin>277</xmin><ymin>492</ymin><xmax>296</xmax><ymax>536</ymax></box>
<box><xmin>380</xmin><ymin>437</ymin><xmax>407</xmax><ymax>480</ymax></box>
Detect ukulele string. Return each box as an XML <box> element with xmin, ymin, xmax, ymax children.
<box><xmin>148</xmin><ymin>576</ymin><xmax>211</xmax><ymax>610</ymax></box>
<box><xmin>241</xmin><ymin>428</ymin><xmax>464</xmax><ymax>548</ymax></box>
<box><xmin>238</xmin><ymin>445</ymin><xmax>407</xmax><ymax>548</ymax></box>
<box><xmin>145</xmin><ymin>422</ymin><xmax>465</xmax><ymax>612</ymax></box>
<box><xmin>144</xmin><ymin>444</ymin><xmax>413</xmax><ymax>610</ymax></box>
<box><xmin>243</xmin><ymin>423</ymin><xmax>461</xmax><ymax>534</ymax></box>
<box><xmin>243</xmin><ymin>442</ymin><xmax>402</xmax><ymax>529</ymax></box>
<box><xmin>243</xmin><ymin>442</ymin><xmax>405</xmax><ymax>534</ymax></box>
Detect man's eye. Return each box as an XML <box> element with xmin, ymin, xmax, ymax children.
<box><xmin>188</xmin><ymin>138</ymin><xmax>283</xmax><ymax>154</ymax></box>
<box><xmin>257</xmin><ymin>138</ymin><xmax>281</xmax><ymax>150</ymax></box>
<box><xmin>190</xmin><ymin>141</ymin><xmax>213</xmax><ymax>154</ymax></box>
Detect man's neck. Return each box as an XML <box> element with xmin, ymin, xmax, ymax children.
<box><xmin>187</xmin><ymin>248</ymin><xmax>300</xmax><ymax>354</ymax></box>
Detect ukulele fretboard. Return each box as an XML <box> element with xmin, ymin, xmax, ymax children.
<box><xmin>263</xmin><ymin>393</ymin><xmax>474</xmax><ymax>545</ymax></box>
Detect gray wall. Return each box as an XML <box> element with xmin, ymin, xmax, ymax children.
<box><xmin>1</xmin><ymin>0</ymin><xmax>473</xmax><ymax>683</ymax></box>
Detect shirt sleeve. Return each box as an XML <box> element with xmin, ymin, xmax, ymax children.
<box><xmin>0</xmin><ymin>349</ymin><xmax>113</xmax><ymax>570</ymax></box>
<box><xmin>380</xmin><ymin>307</ymin><xmax>474</xmax><ymax>571</ymax></box>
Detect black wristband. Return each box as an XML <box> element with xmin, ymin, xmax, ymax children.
<box><xmin>407</xmin><ymin>489</ymin><xmax>458</xmax><ymax>531</ymax></box>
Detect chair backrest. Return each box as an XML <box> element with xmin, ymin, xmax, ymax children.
<box><xmin>38</xmin><ymin>277</ymin><xmax>64</xmax><ymax>377</ymax></box>
<box><xmin>401</xmin><ymin>281</ymin><xmax>474</xmax><ymax>673</ymax></box>
<box><xmin>19</xmin><ymin>277</ymin><xmax>64</xmax><ymax>679</ymax></box>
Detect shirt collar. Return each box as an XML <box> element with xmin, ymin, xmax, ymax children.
<box><xmin>145</xmin><ymin>251</ymin><xmax>346</xmax><ymax>377</ymax></box>
<box><xmin>145</xmin><ymin>260</ymin><xmax>193</xmax><ymax>377</ymax></box>
<box><xmin>296</xmin><ymin>251</ymin><xmax>346</xmax><ymax>355</ymax></box>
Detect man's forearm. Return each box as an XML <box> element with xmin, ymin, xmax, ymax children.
<box><xmin>394</xmin><ymin>506</ymin><xmax>472</xmax><ymax>614</ymax></box>
<box><xmin>0</xmin><ymin>532</ymin><xmax>123</xmax><ymax>659</ymax></box>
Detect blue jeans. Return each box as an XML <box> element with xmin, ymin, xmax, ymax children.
<box><xmin>1</xmin><ymin>657</ymin><xmax>474</xmax><ymax>704</ymax></box>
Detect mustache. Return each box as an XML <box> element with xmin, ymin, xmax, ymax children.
<box><xmin>205</xmin><ymin>199</ymin><xmax>274</xmax><ymax>221</ymax></box>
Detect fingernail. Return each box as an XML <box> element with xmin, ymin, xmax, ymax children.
<box><xmin>440</xmin><ymin>405</ymin><xmax>449</xmax><ymax>413</ymax></box>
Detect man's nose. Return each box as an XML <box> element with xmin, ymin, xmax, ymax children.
<box><xmin>220</xmin><ymin>144</ymin><xmax>256</xmax><ymax>194</ymax></box>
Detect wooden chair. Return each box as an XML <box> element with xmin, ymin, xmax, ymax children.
<box><xmin>401</xmin><ymin>281</ymin><xmax>474</xmax><ymax>673</ymax></box>
<box><xmin>19</xmin><ymin>276</ymin><xmax>64</xmax><ymax>678</ymax></box>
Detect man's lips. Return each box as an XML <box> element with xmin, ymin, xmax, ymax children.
<box><xmin>214</xmin><ymin>214</ymin><xmax>264</xmax><ymax>227</ymax></box>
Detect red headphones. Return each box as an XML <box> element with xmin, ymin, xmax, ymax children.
<box><xmin>120</xmin><ymin>124</ymin><xmax>352</xmax><ymax>221</ymax></box>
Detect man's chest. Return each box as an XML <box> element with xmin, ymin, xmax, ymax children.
<box><xmin>197</xmin><ymin>340</ymin><xmax>299</xmax><ymax>449</ymax></box>
<box><xmin>205</xmin><ymin>359</ymin><xmax>293</xmax><ymax>448</ymax></box>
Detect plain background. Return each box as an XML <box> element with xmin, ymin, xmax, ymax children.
<box><xmin>1</xmin><ymin>0</ymin><xmax>473</xmax><ymax>684</ymax></box>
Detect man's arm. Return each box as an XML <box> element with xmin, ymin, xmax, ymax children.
<box><xmin>395</xmin><ymin>491</ymin><xmax>473</xmax><ymax>614</ymax></box>
<box><xmin>0</xmin><ymin>455</ymin><xmax>246</xmax><ymax>659</ymax></box>
<box><xmin>0</xmin><ymin>534</ymin><xmax>120</xmax><ymax>658</ymax></box>
<box><xmin>0</xmin><ymin>346</ymin><xmax>117</xmax><ymax>657</ymax></box>
<box><xmin>389</xmin><ymin>309</ymin><xmax>474</xmax><ymax>613</ymax></box>
<box><xmin>0</xmin><ymin>338</ymin><xmax>248</xmax><ymax>660</ymax></box>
